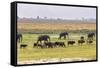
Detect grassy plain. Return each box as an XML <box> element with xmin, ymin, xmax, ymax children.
<box><xmin>17</xmin><ymin>34</ymin><xmax>96</xmax><ymax>62</ymax></box>
<box><xmin>17</xmin><ymin>22</ymin><xmax>96</xmax><ymax>63</ymax></box>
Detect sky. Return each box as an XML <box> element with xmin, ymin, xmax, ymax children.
<box><xmin>17</xmin><ymin>3</ymin><xmax>96</xmax><ymax>20</ymax></box>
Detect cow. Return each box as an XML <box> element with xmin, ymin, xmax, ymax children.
<box><xmin>44</xmin><ymin>42</ymin><xmax>54</xmax><ymax>48</ymax></box>
<box><xmin>33</xmin><ymin>43</ymin><xmax>38</xmax><ymax>47</ymax></box>
<box><xmin>78</xmin><ymin>40</ymin><xmax>85</xmax><ymax>45</ymax></box>
<box><xmin>33</xmin><ymin>43</ymin><xmax>45</xmax><ymax>48</ymax></box>
<box><xmin>55</xmin><ymin>42</ymin><xmax>66</xmax><ymax>47</ymax></box>
<box><xmin>58</xmin><ymin>32</ymin><xmax>69</xmax><ymax>39</ymax></box>
<box><xmin>20</xmin><ymin>44</ymin><xmax>27</xmax><ymax>48</ymax></box>
<box><xmin>67</xmin><ymin>40</ymin><xmax>75</xmax><ymax>46</ymax></box>
<box><xmin>37</xmin><ymin>35</ymin><xmax>50</xmax><ymax>44</ymax></box>
<box><xmin>87</xmin><ymin>40</ymin><xmax>93</xmax><ymax>44</ymax></box>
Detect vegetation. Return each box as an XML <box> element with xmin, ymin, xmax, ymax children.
<box><xmin>17</xmin><ymin>22</ymin><xmax>96</xmax><ymax>63</ymax></box>
<box><xmin>17</xmin><ymin>34</ymin><xmax>96</xmax><ymax>61</ymax></box>
<box><xmin>17</xmin><ymin>22</ymin><xmax>96</xmax><ymax>33</ymax></box>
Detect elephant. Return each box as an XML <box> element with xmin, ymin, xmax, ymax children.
<box><xmin>17</xmin><ymin>33</ymin><xmax>23</xmax><ymax>43</ymax></box>
<box><xmin>37</xmin><ymin>35</ymin><xmax>50</xmax><ymax>44</ymax></box>
<box><xmin>87</xmin><ymin>32</ymin><xmax>95</xmax><ymax>40</ymax></box>
<box><xmin>67</xmin><ymin>40</ymin><xmax>75</xmax><ymax>46</ymax></box>
<box><xmin>58</xmin><ymin>32</ymin><xmax>69</xmax><ymax>39</ymax></box>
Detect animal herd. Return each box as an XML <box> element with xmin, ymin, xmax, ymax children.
<box><xmin>33</xmin><ymin>41</ymin><xmax>65</xmax><ymax>48</ymax></box>
<box><xmin>17</xmin><ymin>32</ymin><xmax>95</xmax><ymax>48</ymax></box>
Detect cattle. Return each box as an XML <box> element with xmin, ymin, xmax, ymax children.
<box><xmin>58</xmin><ymin>32</ymin><xmax>69</xmax><ymax>39</ymax></box>
<box><xmin>67</xmin><ymin>41</ymin><xmax>75</xmax><ymax>46</ymax></box>
<box><xmin>87</xmin><ymin>40</ymin><xmax>93</xmax><ymax>44</ymax></box>
<box><xmin>33</xmin><ymin>43</ymin><xmax>45</xmax><ymax>48</ymax></box>
<box><xmin>33</xmin><ymin>43</ymin><xmax>38</xmax><ymax>47</ymax></box>
<box><xmin>44</xmin><ymin>42</ymin><xmax>54</xmax><ymax>48</ymax></box>
<box><xmin>37</xmin><ymin>35</ymin><xmax>50</xmax><ymax>44</ymax></box>
<box><xmin>17</xmin><ymin>33</ymin><xmax>23</xmax><ymax>43</ymax></box>
<box><xmin>78</xmin><ymin>40</ymin><xmax>85</xmax><ymax>45</ymax></box>
<box><xmin>20</xmin><ymin>44</ymin><xmax>27</xmax><ymax>48</ymax></box>
<box><xmin>55</xmin><ymin>42</ymin><xmax>66</xmax><ymax>47</ymax></box>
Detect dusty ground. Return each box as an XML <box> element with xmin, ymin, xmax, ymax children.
<box><xmin>17</xmin><ymin>58</ymin><xmax>96</xmax><ymax>65</ymax></box>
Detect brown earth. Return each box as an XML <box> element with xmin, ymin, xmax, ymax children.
<box><xmin>17</xmin><ymin>22</ymin><xmax>96</xmax><ymax>31</ymax></box>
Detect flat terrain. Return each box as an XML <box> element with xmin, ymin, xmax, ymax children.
<box><xmin>17</xmin><ymin>22</ymin><xmax>96</xmax><ymax>64</ymax></box>
<box><xmin>17</xmin><ymin>34</ymin><xmax>96</xmax><ymax>64</ymax></box>
<box><xmin>17</xmin><ymin>22</ymin><xmax>96</xmax><ymax>31</ymax></box>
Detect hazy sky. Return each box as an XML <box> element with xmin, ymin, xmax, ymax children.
<box><xmin>17</xmin><ymin>3</ymin><xmax>96</xmax><ymax>19</ymax></box>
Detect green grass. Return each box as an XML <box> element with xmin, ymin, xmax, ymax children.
<box><xmin>17</xmin><ymin>34</ymin><xmax>96</xmax><ymax>62</ymax></box>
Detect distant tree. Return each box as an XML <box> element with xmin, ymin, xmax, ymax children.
<box><xmin>44</xmin><ymin>17</ymin><xmax>47</xmax><ymax>19</ymax></box>
<box><xmin>57</xmin><ymin>18</ymin><xmax>62</xmax><ymax>20</ymax></box>
<box><xmin>82</xmin><ymin>17</ymin><xmax>85</xmax><ymax>21</ymax></box>
<box><xmin>37</xmin><ymin>16</ymin><xmax>39</xmax><ymax>19</ymax></box>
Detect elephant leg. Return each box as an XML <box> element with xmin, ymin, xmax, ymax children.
<box><xmin>37</xmin><ymin>40</ymin><xmax>39</xmax><ymax>44</ymax></box>
<box><xmin>37</xmin><ymin>40</ymin><xmax>41</xmax><ymax>44</ymax></box>
<box><xmin>21</xmin><ymin>37</ymin><xmax>22</xmax><ymax>42</ymax></box>
<box><xmin>63</xmin><ymin>43</ymin><xmax>66</xmax><ymax>47</ymax></box>
<box><xmin>64</xmin><ymin>36</ymin><xmax>66</xmax><ymax>39</ymax></box>
<box><xmin>19</xmin><ymin>37</ymin><xmax>21</xmax><ymax>43</ymax></box>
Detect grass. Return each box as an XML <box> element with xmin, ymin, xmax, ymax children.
<box><xmin>17</xmin><ymin>34</ymin><xmax>96</xmax><ymax>62</ymax></box>
<box><xmin>18</xmin><ymin>22</ymin><xmax>96</xmax><ymax>30</ymax></box>
<box><xmin>17</xmin><ymin>22</ymin><xmax>96</xmax><ymax>34</ymax></box>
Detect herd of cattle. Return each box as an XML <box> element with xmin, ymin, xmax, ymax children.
<box><xmin>17</xmin><ymin>32</ymin><xmax>95</xmax><ymax>48</ymax></box>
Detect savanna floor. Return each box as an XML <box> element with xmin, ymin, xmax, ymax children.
<box><xmin>17</xmin><ymin>33</ymin><xmax>96</xmax><ymax>64</ymax></box>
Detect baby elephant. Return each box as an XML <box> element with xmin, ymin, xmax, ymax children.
<box><xmin>68</xmin><ymin>41</ymin><xmax>75</xmax><ymax>46</ymax></box>
<box><xmin>20</xmin><ymin>44</ymin><xmax>28</xmax><ymax>48</ymax></box>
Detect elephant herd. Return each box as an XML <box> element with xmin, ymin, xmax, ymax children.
<box><xmin>17</xmin><ymin>32</ymin><xmax>95</xmax><ymax>48</ymax></box>
<box><xmin>17</xmin><ymin>32</ymin><xmax>69</xmax><ymax>43</ymax></box>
